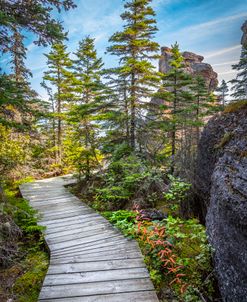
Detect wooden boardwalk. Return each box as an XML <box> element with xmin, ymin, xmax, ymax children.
<box><xmin>20</xmin><ymin>176</ymin><xmax>159</xmax><ymax>302</ymax></box>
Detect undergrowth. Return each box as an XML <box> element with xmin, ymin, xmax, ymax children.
<box><xmin>0</xmin><ymin>178</ymin><xmax>49</xmax><ymax>302</ymax></box>
<box><xmin>103</xmin><ymin>210</ymin><xmax>214</xmax><ymax>302</ymax></box>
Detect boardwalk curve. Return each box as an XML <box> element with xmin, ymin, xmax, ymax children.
<box><xmin>20</xmin><ymin>176</ymin><xmax>159</xmax><ymax>302</ymax></box>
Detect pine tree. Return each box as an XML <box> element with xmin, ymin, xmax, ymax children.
<box><xmin>216</xmin><ymin>79</ymin><xmax>229</xmax><ymax>107</ymax></box>
<box><xmin>9</xmin><ymin>26</ymin><xmax>32</xmax><ymax>83</ymax></box>
<box><xmin>43</xmin><ymin>42</ymin><xmax>75</xmax><ymax>164</ymax></box>
<box><xmin>107</xmin><ymin>0</ymin><xmax>160</xmax><ymax>150</ymax></box>
<box><xmin>156</xmin><ymin>43</ymin><xmax>194</xmax><ymax>173</ymax></box>
<box><xmin>103</xmin><ymin>67</ymin><xmax>130</xmax><ymax>149</ymax></box>
<box><xmin>231</xmin><ymin>44</ymin><xmax>247</xmax><ymax>100</ymax></box>
<box><xmin>68</xmin><ymin>37</ymin><xmax>107</xmax><ymax>179</ymax></box>
<box><xmin>192</xmin><ymin>76</ymin><xmax>211</xmax><ymax>144</ymax></box>
<box><xmin>0</xmin><ymin>0</ymin><xmax>76</xmax><ymax>54</ymax></box>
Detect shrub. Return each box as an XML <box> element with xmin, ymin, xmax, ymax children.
<box><xmin>164</xmin><ymin>175</ymin><xmax>191</xmax><ymax>215</ymax></box>
<box><xmin>103</xmin><ymin>210</ymin><xmax>214</xmax><ymax>301</ymax></box>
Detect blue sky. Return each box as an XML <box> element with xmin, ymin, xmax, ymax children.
<box><xmin>1</xmin><ymin>0</ymin><xmax>247</xmax><ymax>98</ymax></box>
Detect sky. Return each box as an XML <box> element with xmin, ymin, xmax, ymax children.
<box><xmin>1</xmin><ymin>0</ymin><xmax>247</xmax><ymax>99</ymax></box>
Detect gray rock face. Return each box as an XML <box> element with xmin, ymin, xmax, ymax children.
<box><xmin>159</xmin><ymin>47</ymin><xmax>218</xmax><ymax>91</ymax></box>
<box><xmin>241</xmin><ymin>20</ymin><xmax>247</xmax><ymax>46</ymax></box>
<box><xmin>196</xmin><ymin>103</ymin><xmax>247</xmax><ymax>301</ymax></box>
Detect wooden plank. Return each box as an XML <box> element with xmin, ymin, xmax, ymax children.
<box><xmin>39</xmin><ymin>278</ymin><xmax>154</xmax><ymax>300</ymax></box>
<box><xmin>40</xmin><ymin>291</ymin><xmax>159</xmax><ymax>302</ymax></box>
<box><xmin>44</xmin><ymin>268</ymin><xmax>149</xmax><ymax>286</ymax></box>
<box><xmin>50</xmin><ymin>252</ymin><xmax>142</xmax><ymax>265</ymax></box>
<box><xmin>47</xmin><ymin>259</ymin><xmax>145</xmax><ymax>274</ymax></box>
<box><xmin>51</xmin><ymin>236</ymin><xmax>132</xmax><ymax>257</ymax></box>
<box><xmin>44</xmin><ymin>220</ymin><xmax>105</xmax><ymax>235</ymax></box>
<box><xmin>50</xmin><ymin>233</ymin><xmax>125</xmax><ymax>253</ymax></box>
<box><xmin>51</xmin><ymin>240</ymin><xmax>138</xmax><ymax>258</ymax></box>
<box><xmin>46</xmin><ymin>227</ymin><xmax>118</xmax><ymax>244</ymax></box>
<box><xmin>46</xmin><ymin>223</ymin><xmax>108</xmax><ymax>239</ymax></box>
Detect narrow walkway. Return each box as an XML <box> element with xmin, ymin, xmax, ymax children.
<box><xmin>20</xmin><ymin>176</ymin><xmax>159</xmax><ymax>302</ymax></box>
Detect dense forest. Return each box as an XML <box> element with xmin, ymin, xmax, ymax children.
<box><xmin>0</xmin><ymin>1</ymin><xmax>246</xmax><ymax>301</ymax></box>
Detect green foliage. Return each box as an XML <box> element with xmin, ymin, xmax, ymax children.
<box><xmin>0</xmin><ymin>180</ymin><xmax>48</xmax><ymax>301</ymax></box>
<box><xmin>165</xmin><ymin>216</ymin><xmax>214</xmax><ymax>301</ymax></box>
<box><xmin>103</xmin><ymin>209</ymin><xmax>214</xmax><ymax>301</ymax></box>
<box><xmin>231</xmin><ymin>44</ymin><xmax>247</xmax><ymax>99</ymax></box>
<box><xmin>102</xmin><ymin>210</ymin><xmax>137</xmax><ymax>237</ymax></box>
<box><xmin>107</xmin><ymin>0</ymin><xmax>160</xmax><ymax>149</ymax></box>
<box><xmin>13</xmin><ymin>251</ymin><xmax>48</xmax><ymax>302</ymax></box>
<box><xmin>4</xmin><ymin>185</ymin><xmax>46</xmax><ymax>250</ymax></box>
<box><xmin>64</xmin><ymin>36</ymin><xmax>109</xmax><ymax>179</ymax></box>
<box><xmin>94</xmin><ymin>153</ymin><xmax>166</xmax><ymax>210</ymax></box>
<box><xmin>0</xmin><ymin>0</ymin><xmax>76</xmax><ymax>54</ymax></box>
<box><xmin>164</xmin><ymin>175</ymin><xmax>191</xmax><ymax>214</ymax></box>
<box><xmin>0</xmin><ymin>125</ymin><xmax>30</xmax><ymax>179</ymax></box>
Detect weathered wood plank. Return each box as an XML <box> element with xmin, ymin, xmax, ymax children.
<box><xmin>44</xmin><ymin>268</ymin><xmax>149</xmax><ymax>285</ymax></box>
<box><xmin>40</xmin><ymin>290</ymin><xmax>159</xmax><ymax>302</ymax></box>
<box><xmin>47</xmin><ymin>259</ymin><xmax>145</xmax><ymax>274</ymax></box>
<box><xmin>39</xmin><ymin>278</ymin><xmax>155</xmax><ymax>299</ymax></box>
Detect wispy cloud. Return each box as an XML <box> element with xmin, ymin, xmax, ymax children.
<box><xmin>162</xmin><ymin>12</ymin><xmax>247</xmax><ymax>47</ymax></box>
<box><xmin>218</xmin><ymin>70</ymin><xmax>237</xmax><ymax>75</ymax></box>
<box><xmin>204</xmin><ymin>45</ymin><xmax>241</xmax><ymax>59</ymax></box>
<box><xmin>212</xmin><ymin>60</ymin><xmax>238</xmax><ymax>66</ymax></box>
<box><xmin>184</xmin><ymin>12</ymin><xmax>247</xmax><ymax>33</ymax></box>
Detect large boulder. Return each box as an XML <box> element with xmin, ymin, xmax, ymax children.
<box><xmin>195</xmin><ymin>101</ymin><xmax>247</xmax><ymax>301</ymax></box>
<box><xmin>159</xmin><ymin>47</ymin><xmax>218</xmax><ymax>91</ymax></box>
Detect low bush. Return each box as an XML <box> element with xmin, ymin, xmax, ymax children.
<box><xmin>0</xmin><ymin>179</ymin><xmax>48</xmax><ymax>301</ymax></box>
<box><xmin>103</xmin><ymin>210</ymin><xmax>214</xmax><ymax>302</ymax></box>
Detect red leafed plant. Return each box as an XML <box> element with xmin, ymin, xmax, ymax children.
<box><xmin>136</xmin><ymin>219</ymin><xmax>188</xmax><ymax>294</ymax></box>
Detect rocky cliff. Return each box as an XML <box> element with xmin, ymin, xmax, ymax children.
<box><xmin>195</xmin><ymin>101</ymin><xmax>247</xmax><ymax>301</ymax></box>
<box><xmin>159</xmin><ymin>47</ymin><xmax>218</xmax><ymax>90</ymax></box>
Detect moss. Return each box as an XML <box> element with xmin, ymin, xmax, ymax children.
<box><xmin>240</xmin><ymin>150</ymin><xmax>247</xmax><ymax>158</ymax></box>
<box><xmin>1</xmin><ymin>182</ymin><xmax>49</xmax><ymax>302</ymax></box>
<box><xmin>224</xmin><ymin>100</ymin><xmax>247</xmax><ymax>113</ymax></box>
<box><xmin>13</xmin><ymin>251</ymin><xmax>48</xmax><ymax>302</ymax></box>
<box><xmin>214</xmin><ymin>132</ymin><xmax>233</xmax><ymax>149</ymax></box>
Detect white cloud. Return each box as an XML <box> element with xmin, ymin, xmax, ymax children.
<box><xmin>162</xmin><ymin>12</ymin><xmax>247</xmax><ymax>47</ymax></box>
<box><xmin>204</xmin><ymin>45</ymin><xmax>241</xmax><ymax>59</ymax></box>
<box><xmin>212</xmin><ymin>60</ymin><xmax>238</xmax><ymax>66</ymax></box>
<box><xmin>184</xmin><ymin>12</ymin><xmax>247</xmax><ymax>33</ymax></box>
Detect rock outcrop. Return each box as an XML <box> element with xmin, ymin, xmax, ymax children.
<box><xmin>195</xmin><ymin>101</ymin><xmax>247</xmax><ymax>301</ymax></box>
<box><xmin>241</xmin><ymin>20</ymin><xmax>247</xmax><ymax>46</ymax></box>
<box><xmin>159</xmin><ymin>47</ymin><xmax>218</xmax><ymax>90</ymax></box>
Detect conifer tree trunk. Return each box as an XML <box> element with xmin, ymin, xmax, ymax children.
<box><xmin>171</xmin><ymin>75</ymin><xmax>177</xmax><ymax>174</ymax></box>
<box><xmin>196</xmin><ymin>95</ymin><xmax>200</xmax><ymax>146</ymax></box>
<box><xmin>123</xmin><ymin>80</ymin><xmax>130</xmax><ymax>142</ymax></box>
<box><xmin>130</xmin><ymin>72</ymin><xmax>136</xmax><ymax>150</ymax></box>
<box><xmin>57</xmin><ymin>71</ymin><xmax>62</xmax><ymax>165</ymax></box>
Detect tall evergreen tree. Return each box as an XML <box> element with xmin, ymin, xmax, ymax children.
<box><xmin>216</xmin><ymin>79</ymin><xmax>229</xmax><ymax>107</ymax></box>
<box><xmin>68</xmin><ymin>37</ymin><xmax>107</xmax><ymax>179</ymax></box>
<box><xmin>230</xmin><ymin>44</ymin><xmax>247</xmax><ymax>100</ymax></box>
<box><xmin>9</xmin><ymin>26</ymin><xmax>32</xmax><ymax>83</ymax></box>
<box><xmin>103</xmin><ymin>68</ymin><xmax>130</xmax><ymax>149</ymax></box>
<box><xmin>43</xmin><ymin>42</ymin><xmax>75</xmax><ymax>164</ymax></box>
<box><xmin>107</xmin><ymin>0</ymin><xmax>160</xmax><ymax>150</ymax></box>
<box><xmin>156</xmin><ymin>43</ymin><xmax>194</xmax><ymax>173</ymax></box>
<box><xmin>192</xmin><ymin>76</ymin><xmax>212</xmax><ymax>144</ymax></box>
